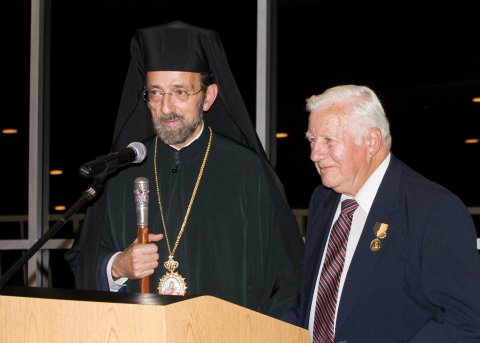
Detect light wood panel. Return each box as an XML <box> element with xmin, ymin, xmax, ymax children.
<box><xmin>0</xmin><ymin>294</ymin><xmax>308</xmax><ymax>343</ymax></box>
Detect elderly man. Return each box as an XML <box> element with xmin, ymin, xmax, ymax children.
<box><xmin>292</xmin><ymin>84</ymin><xmax>480</xmax><ymax>342</ymax></box>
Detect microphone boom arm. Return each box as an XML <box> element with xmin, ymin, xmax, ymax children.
<box><xmin>0</xmin><ymin>177</ymin><xmax>106</xmax><ymax>289</ymax></box>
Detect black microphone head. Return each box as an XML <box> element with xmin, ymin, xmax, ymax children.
<box><xmin>79</xmin><ymin>142</ymin><xmax>148</xmax><ymax>178</ymax></box>
<box><xmin>127</xmin><ymin>142</ymin><xmax>147</xmax><ymax>163</ymax></box>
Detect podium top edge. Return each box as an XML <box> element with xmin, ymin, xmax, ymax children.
<box><xmin>0</xmin><ymin>285</ymin><xmax>199</xmax><ymax>305</ymax></box>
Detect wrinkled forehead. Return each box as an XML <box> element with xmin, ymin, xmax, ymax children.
<box><xmin>145</xmin><ymin>71</ymin><xmax>201</xmax><ymax>87</ymax></box>
<box><xmin>308</xmin><ymin>104</ymin><xmax>356</xmax><ymax>138</ymax></box>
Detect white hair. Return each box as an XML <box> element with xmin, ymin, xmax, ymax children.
<box><xmin>306</xmin><ymin>84</ymin><xmax>392</xmax><ymax>147</ymax></box>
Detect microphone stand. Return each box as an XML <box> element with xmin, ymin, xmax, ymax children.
<box><xmin>0</xmin><ymin>177</ymin><xmax>105</xmax><ymax>290</ymax></box>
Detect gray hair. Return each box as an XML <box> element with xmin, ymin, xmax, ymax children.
<box><xmin>306</xmin><ymin>85</ymin><xmax>392</xmax><ymax>148</ymax></box>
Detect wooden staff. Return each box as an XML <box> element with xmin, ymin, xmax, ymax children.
<box><xmin>137</xmin><ymin>226</ymin><xmax>150</xmax><ymax>293</ymax></box>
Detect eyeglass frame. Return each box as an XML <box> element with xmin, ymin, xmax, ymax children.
<box><xmin>142</xmin><ymin>87</ymin><xmax>203</xmax><ymax>103</ymax></box>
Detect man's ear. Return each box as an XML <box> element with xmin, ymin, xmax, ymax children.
<box><xmin>203</xmin><ymin>84</ymin><xmax>218</xmax><ymax>111</ymax></box>
<box><xmin>367</xmin><ymin>127</ymin><xmax>382</xmax><ymax>156</ymax></box>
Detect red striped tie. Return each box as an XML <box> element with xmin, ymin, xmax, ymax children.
<box><xmin>313</xmin><ymin>199</ymin><xmax>359</xmax><ymax>343</ymax></box>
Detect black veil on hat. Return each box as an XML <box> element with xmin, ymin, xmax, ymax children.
<box><xmin>111</xmin><ymin>20</ymin><xmax>262</xmax><ymax>153</ymax></box>
<box><xmin>66</xmin><ymin>21</ymin><xmax>304</xmax><ymax>290</ymax></box>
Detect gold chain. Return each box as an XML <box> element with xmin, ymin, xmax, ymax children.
<box><xmin>153</xmin><ymin>126</ymin><xmax>212</xmax><ymax>258</ymax></box>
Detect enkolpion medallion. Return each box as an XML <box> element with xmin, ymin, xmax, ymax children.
<box><xmin>158</xmin><ymin>257</ymin><xmax>187</xmax><ymax>295</ymax></box>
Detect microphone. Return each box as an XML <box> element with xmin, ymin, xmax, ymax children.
<box><xmin>134</xmin><ymin>176</ymin><xmax>150</xmax><ymax>293</ymax></box>
<box><xmin>79</xmin><ymin>142</ymin><xmax>147</xmax><ymax>178</ymax></box>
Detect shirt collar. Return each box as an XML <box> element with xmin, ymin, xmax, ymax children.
<box><xmin>343</xmin><ymin>152</ymin><xmax>391</xmax><ymax>213</ymax></box>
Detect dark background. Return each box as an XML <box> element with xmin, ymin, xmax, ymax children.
<box><xmin>1</xmin><ymin>0</ymin><xmax>479</xmax><ymax>287</ymax></box>
<box><xmin>2</xmin><ymin>0</ymin><xmax>480</xmax><ymax>214</ymax></box>
<box><xmin>274</xmin><ymin>0</ymin><xmax>480</xmax><ymax>208</ymax></box>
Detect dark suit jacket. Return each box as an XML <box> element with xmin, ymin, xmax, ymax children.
<box><xmin>297</xmin><ymin>154</ymin><xmax>480</xmax><ymax>342</ymax></box>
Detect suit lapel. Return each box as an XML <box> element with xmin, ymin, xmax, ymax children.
<box><xmin>335</xmin><ymin>156</ymin><xmax>402</xmax><ymax>331</ymax></box>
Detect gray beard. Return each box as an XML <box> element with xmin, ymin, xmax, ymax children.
<box><xmin>153</xmin><ymin>111</ymin><xmax>203</xmax><ymax>146</ymax></box>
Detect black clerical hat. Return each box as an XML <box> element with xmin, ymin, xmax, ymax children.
<box><xmin>141</xmin><ymin>21</ymin><xmax>211</xmax><ymax>73</ymax></box>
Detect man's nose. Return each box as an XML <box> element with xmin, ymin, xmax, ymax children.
<box><xmin>310</xmin><ymin>140</ymin><xmax>326</xmax><ymax>162</ymax></box>
<box><xmin>159</xmin><ymin>94</ymin><xmax>176</xmax><ymax>114</ymax></box>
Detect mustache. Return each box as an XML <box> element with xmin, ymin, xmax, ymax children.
<box><xmin>159</xmin><ymin>113</ymin><xmax>184</xmax><ymax>121</ymax></box>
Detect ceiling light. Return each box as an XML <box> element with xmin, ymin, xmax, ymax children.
<box><xmin>464</xmin><ymin>138</ymin><xmax>479</xmax><ymax>144</ymax></box>
<box><xmin>276</xmin><ymin>132</ymin><xmax>289</xmax><ymax>138</ymax></box>
<box><xmin>54</xmin><ymin>205</ymin><xmax>66</xmax><ymax>211</ymax></box>
<box><xmin>50</xmin><ymin>170</ymin><xmax>63</xmax><ymax>175</ymax></box>
<box><xmin>2</xmin><ymin>128</ymin><xmax>18</xmax><ymax>134</ymax></box>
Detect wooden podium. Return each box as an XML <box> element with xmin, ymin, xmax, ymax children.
<box><xmin>0</xmin><ymin>286</ymin><xmax>309</xmax><ymax>342</ymax></box>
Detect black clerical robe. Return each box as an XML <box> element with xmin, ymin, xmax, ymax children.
<box><xmin>96</xmin><ymin>128</ymin><xmax>299</xmax><ymax>317</ymax></box>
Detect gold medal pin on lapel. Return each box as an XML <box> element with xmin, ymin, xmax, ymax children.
<box><xmin>370</xmin><ymin>222</ymin><xmax>389</xmax><ymax>252</ymax></box>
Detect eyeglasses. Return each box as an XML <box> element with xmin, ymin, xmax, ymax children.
<box><xmin>142</xmin><ymin>88</ymin><xmax>203</xmax><ymax>103</ymax></box>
